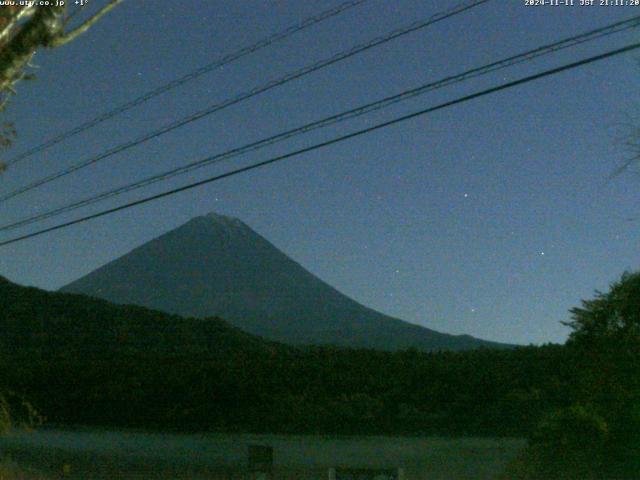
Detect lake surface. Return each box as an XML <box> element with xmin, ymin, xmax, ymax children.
<box><xmin>0</xmin><ymin>428</ymin><xmax>525</xmax><ymax>479</ymax></box>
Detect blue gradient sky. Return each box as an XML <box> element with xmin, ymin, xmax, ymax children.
<box><xmin>1</xmin><ymin>0</ymin><xmax>639</xmax><ymax>345</ymax></box>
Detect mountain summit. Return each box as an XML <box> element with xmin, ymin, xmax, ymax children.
<box><xmin>61</xmin><ymin>213</ymin><xmax>507</xmax><ymax>351</ymax></box>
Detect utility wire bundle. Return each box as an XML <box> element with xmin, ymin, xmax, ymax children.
<box><xmin>0</xmin><ymin>0</ymin><xmax>491</xmax><ymax>203</ymax></box>
<box><xmin>1</xmin><ymin>0</ymin><xmax>638</xmax><ymax>246</ymax></box>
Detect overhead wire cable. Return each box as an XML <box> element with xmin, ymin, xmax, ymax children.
<box><xmin>0</xmin><ymin>0</ymin><xmax>491</xmax><ymax>202</ymax></box>
<box><xmin>1</xmin><ymin>15</ymin><xmax>638</xmax><ymax>233</ymax></box>
<box><xmin>3</xmin><ymin>0</ymin><xmax>370</xmax><ymax>168</ymax></box>
<box><xmin>1</xmin><ymin>40</ymin><xmax>639</xmax><ymax>247</ymax></box>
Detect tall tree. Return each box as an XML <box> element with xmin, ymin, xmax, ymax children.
<box><xmin>563</xmin><ymin>271</ymin><xmax>640</xmax><ymax>477</ymax></box>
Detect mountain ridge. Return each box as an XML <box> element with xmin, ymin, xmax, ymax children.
<box><xmin>0</xmin><ymin>273</ymin><xmax>278</xmax><ymax>358</ymax></box>
<box><xmin>61</xmin><ymin>213</ymin><xmax>510</xmax><ymax>351</ymax></box>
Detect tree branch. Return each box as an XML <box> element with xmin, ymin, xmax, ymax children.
<box><xmin>0</xmin><ymin>6</ymin><xmax>65</xmax><ymax>93</ymax></box>
<box><xmin>0</xmin><ymin>6</ymin><xmax>37</xmax><ymax>47</ymax></box>
<box><xmin>48</xmin><ymin>0</ymin><xmax>124</xmax><ymax>48</ymax></box>
<box><xmin>0</xmin><ymin>1</ymin><xmax>123</xmax><ymax>95</ymax></box>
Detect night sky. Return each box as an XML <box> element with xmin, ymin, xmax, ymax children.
<box><xmin>1</xmin><ymin>0</ymin><xmax>639</xmax><ymax>345</ymax></box>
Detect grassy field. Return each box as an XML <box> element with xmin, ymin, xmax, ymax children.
<box><xmin>0</xmin><ymin>429</ymin><xmax>526</xmax><ymax>480</ymax></box>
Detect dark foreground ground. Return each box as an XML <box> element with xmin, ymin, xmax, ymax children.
<box><xmin>0</xmin><ymin>428</ymin><xmax>525</xmax><ymax>480</ymax></box>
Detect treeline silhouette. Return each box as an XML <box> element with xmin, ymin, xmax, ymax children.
<box><xmin>0</xmin><ymin>275</ymin><xmax>566</xmax><ymax>435</ymax></box>
<box><xmin>1</xmin><ymin>272</ymin><xmax>638</xmax><ymax>477</ymax></box>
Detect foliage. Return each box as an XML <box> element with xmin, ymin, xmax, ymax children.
<box><xmin>0</xmin><ymin>2</ymin><xmax>123</xmax><ymax>172</ymax></box>
<box><xmin>507</xmin><ymin>271</ymin><xmax>640</xmax><ymax>479</ymax></box>
<box><xmin>565</xmin><ymin>271</ymin><xmax>640</xmax><ymax>477</ymax></box>
<box><xmin>0</xmin><ymin>275</ymin><xmax>567</xmax><ymax>437</ymax></box>
<box><xmin>3</xmin><ymin>271</ymin><xmax>640</xmax><ymax>477</ymax></box>
<box><xmin>527</xmin><ymin>404</ymin><xmax>608</xmax><ymax>479</ymax></box>
<box><xmin>0</xmin><ymin>391</ymin><xmax>42</xmax><ymax>435</ymax></box>
<box><xmin>0</xmin><ymin>457</ymin><xmax>51</xmax><ymax>480</ymax></box>
<box><xmin>0</xmin><ymin>2</ymin><xmax>124</xmax><ymax>98</ymax></box>
<box><xmin>565</xmin><ymin>271</ymin><xmax>640</xmax><ymax>349</ymax></box>
<box><xmin>0</xmin><ymin>120</ymin><xmax>15</xmax><ymax>173</ymax></box>
<box><xmin>0</xmin><ymin>394</ymin><xmax>9</xmax><ymax>435</ymax></box>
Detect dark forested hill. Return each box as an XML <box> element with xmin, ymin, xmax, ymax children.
<box><xmin>0</xmin><ymin>275</ymin><xmax>564</xmax><ymax>436</ymax></box>
<box><xmin>0</xmin><ymin>274</ymin><xmax>278</xmax><ymax>358</ymax></box>
<box><xmin>61</xmin><ymin>213</ymin><xmax>508</xmax><ymax>351</ymax></box>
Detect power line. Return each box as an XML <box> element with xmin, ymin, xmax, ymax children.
<box><xmin>4</xmin><ymin>0</ymin><xmax>369</xmax><ymax>168</ymax></box>
<box><xmin>2</xmin><ymin>15</ymin><xmax>638</xmax><ymax>233</ymax></box>
<box><xmin>0</xmin><ymin>0</ymin><xmax>491</xmax><ymax>202</ymax></box>
<box><xmin>1</xmin><ymin>41</ymin><xmax>638</xmax><ymax>248</ymax></box>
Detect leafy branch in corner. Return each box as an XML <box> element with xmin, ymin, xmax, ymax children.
<box><xmin>0</xmin><ymin>0</ymin><xmax>124</xmax><ymax>171</ymax></box>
